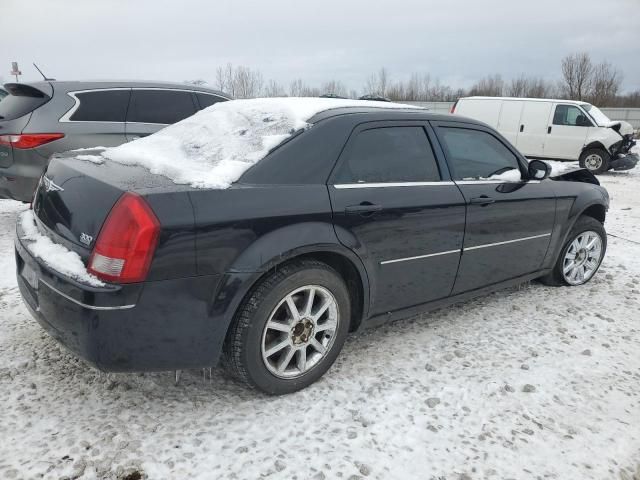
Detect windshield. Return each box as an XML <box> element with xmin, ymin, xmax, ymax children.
<box><xmin>582</xmin><ymin>104</ymin><xmax>612</xmax><ymax>127</ymax></box>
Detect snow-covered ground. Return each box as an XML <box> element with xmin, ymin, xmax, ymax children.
<box><xmin>1</xmin><ymin>161</ymin><xmax>639</xmax><ymax>480</ymax></box>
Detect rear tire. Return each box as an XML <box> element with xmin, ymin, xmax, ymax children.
<box><xmin>223</xmin><ymin>259</ymin><xmax>351</xmax><ymax>395</ymax></box>
<box><xmin>539</xmin><ymin>216</ymin><xmax>606</xmax><ymax>286</ymax></box>
<box><xmin>579</xmin><ymin>148</ymin><xmax>610</xmax><ymax>174</ymax></box>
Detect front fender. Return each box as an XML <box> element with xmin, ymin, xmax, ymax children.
<box><xmin>544</xmin><ymin>181</ymin><xmax>608</xmax><ymax>268</ymax></box>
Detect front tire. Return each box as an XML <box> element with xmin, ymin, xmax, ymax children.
<box><xmin>539</xmin><ymin>216</ymin><xmax>606</xmax><ymax>286</ymax></box>
<box><xmin>223</xmin><ymin>259</ymin><xmax>351</xmax><ymax>395</ymax></box>
<box><xmin>579</xmin><ymin>148</ymin><xmax>610</xmax><ymax>174</ymax></box>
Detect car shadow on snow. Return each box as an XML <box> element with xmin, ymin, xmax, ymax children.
<box><xmin>9</xmin><ymin>278</ymin><xmax>575</xmax><ymax>407</ymax></box>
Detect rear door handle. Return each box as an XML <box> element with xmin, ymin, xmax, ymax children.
<box><xmin>470</xmin><ymin>196</ymin><xmax>495</xmax><ymax>206</ymax></box>
<box><xmin>345</xmin><ymin>202</ymin><xmax>382</xmax><ymax>215</ymax></box>
<box><xmin>547</xmin><ymin>126</ymin><xmax>552</xmax><ymax>134</ymax></box>
<box><xmin>520</xmin><ymin>124</ymin><xmax>524</xmax><ymax>132</ymax></box>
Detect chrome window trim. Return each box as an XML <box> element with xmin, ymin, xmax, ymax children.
<box><xmin>464</xmin><ymin>233</ymin><xmax>551</xmax><ymax>251</ymax></box>
<box><xmin>380</xmin><ymin>249</ymin><xmax>461</xmax><ymax>265</ymax></box>
<box><xmin>59</xmin><ymin>87</ymin><xmax>231</xmax><ymax>124</ymax></box>
<box><xmin>40</xmin><ymin>279</ymin><xmax>136</xmax><ymax>311</ymax></box>
<box><xmin>334</xmin><ymin>181</ymin><xmax>456</xmax><ymax>189</ymax></box>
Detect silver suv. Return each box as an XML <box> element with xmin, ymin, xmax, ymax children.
<box><xmin>0</xmin><ymin>80</ymin><xmax>230</xmax><ymax>201</ymax></box>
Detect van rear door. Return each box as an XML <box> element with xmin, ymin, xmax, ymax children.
<box><xmin>516</xmin><ymin>101</ymin><xmax>553</xmax><ymax>158</ymax></box>
<box><xmin>496</xmin><ymin>100</ymin><xmax>524</xmax><ymax>146</ymax></box>
<box><xmin>542</xmin><ymin>104</ymin><xmax>590</xmax><ymax>160</ymax></box>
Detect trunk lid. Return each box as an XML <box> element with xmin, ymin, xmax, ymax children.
<box><xmin>32</xmin><ymin>150</ymin><xmax>181</xmax><ymax>250</ymax></box>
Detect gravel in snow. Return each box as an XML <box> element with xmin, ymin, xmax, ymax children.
<box><xmin>0</xmin><ymin>156</ymin><xmax>639</xmax><ymax>479</ymax></box>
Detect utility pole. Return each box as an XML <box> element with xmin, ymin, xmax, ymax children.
<box><xmin>10</xmin><ymin>62</ymin><xmax>21</xmax><ymax>82</ymax></box>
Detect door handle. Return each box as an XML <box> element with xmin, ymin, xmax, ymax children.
<box><xmin>519</xmin><ymin>124</ymin><xmax>524</xmax><ymax>132</ymax></box>
<box><xmin>345</xmin><ymin>202</ymin><xmax>382</xmax><ymax>215</ymax></box>
<box><xmin>470</xmin><ymin>196</ymin><xmax>495</xmax><ymax>206</ymax></box>
<box><xmin>547</xmin><ymin>126</ymin><xmax>552</xmax><ymax>134</ymax></box>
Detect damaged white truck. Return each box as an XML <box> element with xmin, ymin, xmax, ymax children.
<box><xmin>452</xmin><ymin>96</ymin><xmax>638</xmax><ymax>174</ymax></box>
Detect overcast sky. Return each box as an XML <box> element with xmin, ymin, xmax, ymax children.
<box><xmin>3</xmin><ymin>0</ymin><xmax>639</xmax><ymax>94</ymax></box>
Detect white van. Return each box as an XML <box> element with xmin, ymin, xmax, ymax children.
<box><xmin>452</xmin><ymin>96</ymin><xmax>637</xmax><ymax>173</ymax></box>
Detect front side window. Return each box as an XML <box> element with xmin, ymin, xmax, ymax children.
<box><xmin>334</xmin><ymin>126</ymin><xmax>441</xmax><ymax>184</ymax></box>
<box><xmin>69</xmin><ymin>90</ymin><xmax>130</xmax><ymax>122</ymax></box>
<box><xmin>553</xmin><ymin>105</ymin><xmax>592</xmax><ymax>127</ymax></box>
<box><xmin>437</xmin><ymin>127</ymin><xmax>522</xmax><ymax>181</ymax></box>
<box><xmin>127</xmin><ymin>90</ymin><xmax>197</xmax><ymax>124</ymax></box>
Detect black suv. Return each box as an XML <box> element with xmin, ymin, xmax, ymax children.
<box><xmin>15</xmin><ymin>100</ymin><xmax>609</xmax><ymax>394</ymax></box>
<box><xmin>0</xmin><ymin>81</ymin><xmax>230</xmax><ymax>202</ymax></box>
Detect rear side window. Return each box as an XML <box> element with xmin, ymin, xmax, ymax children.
<box><xmin>552</xmin><ymin>105</ymin><xmax>591</xmax><ymax>126</ymax></box>
<box><xmin>437</xmin><ymin>127</ymin><xmax>521</xmax><ymax>180</ymax></box>
<box><xmin>127</xmin><ymin>90</ymin><xmax>196</xmax><ymax>124</ymax></box>
<box><xmin>334</xmin><ymin>126</ymin><xmax>441</xmax><ymax>184</ymax></box>
<box><xmin>0</xmin><ymin>84</ymin><xmax>50</xmax><ymax>121</ymax></box>
<box><xmin>196</xmin><ymin>93</ymin><xmax>226</xmax><ymax>109</ymax></box>
<box><xmin>69</xmin><ymin>90</ymin><xmax>130</xmax><ymax>122</ymax></box>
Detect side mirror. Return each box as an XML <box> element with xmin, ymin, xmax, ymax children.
<box><xmin>528</xmin><ymin>159</ymin><xmax>551</xmax><ymax>180</ymax></box>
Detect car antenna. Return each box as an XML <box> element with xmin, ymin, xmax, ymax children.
<box><xmin>33</xmin><ymin>63</ymin><xmax>56</xmax><ymax>81</ymax></box>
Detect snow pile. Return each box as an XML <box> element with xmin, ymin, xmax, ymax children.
<box><xmin>80</xmin><ymin>98</ymin><xmax>417</xmax><ymax>189</ymax></box>
<box><xmin>18</xmin><ymin>210</ymin><xmax>104</xmax><ymax>287</ymax></box>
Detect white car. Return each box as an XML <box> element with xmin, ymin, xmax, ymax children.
<box><xmin>452</xmin><ymin>96</ymin><xmax>638</xmax><ymax>174</ymax></box>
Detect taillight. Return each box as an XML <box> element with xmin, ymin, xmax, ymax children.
<box><xmin>88</xmin><ymin>193</ymin><xmax>160</xmax><ymax>283</ymax></box>
<box><xmin>0</xmin><ymin>133</ymin><xmax>64</xmax><ymax>149</ymax></box>
<box><xmin>450</xmin><ymin>101</ymin><xmax>458</xmax><ymax>114</ymax></box>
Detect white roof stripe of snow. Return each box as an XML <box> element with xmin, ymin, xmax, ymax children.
<box><xmin>76</xmin><ymin>97</ymin><xmax>421</xmax><ymax>189</ymax></box>
<box><xmin>19</xmin><ymin>210</ymin><xmax>105</xmax><ymax>287</ymax></box>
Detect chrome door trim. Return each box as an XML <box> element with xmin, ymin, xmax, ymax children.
<box><xmin>40</xmin><ymin>279</ymin><xmax>136</xmax><ymax>311</ymax></box>
<box><xmin>380</xmin><ymin>249</ymin><xmax>461</xmax><ymax>265</ymax></box>
<box><xmin>464</xmin><ymin>233</ymin><xmax>551</xmax><ymax>251</ymax></box>
<box><xmin>334</xmin><ymin>181</ymin><xmax>456</xmax><ymax>189</ymax></box>
<box><xmin>454</xmin><ymin>180</ymin><xmax>541</xmax><ymax>185</ymax></box>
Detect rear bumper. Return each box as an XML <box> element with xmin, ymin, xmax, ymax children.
<box><xmin>610</xmin><ymin>152</ymin><xmax>639</xmax><ymax>171</ymax></box>
<box><xmin>15</xmin><ymin>224</ymin><xmax>226</xmax><ymax>372</ymax></box>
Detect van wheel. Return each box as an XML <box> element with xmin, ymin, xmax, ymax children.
<box><xmin>579</xmin><ymin>148</ymin><xmax>610</xmax><ymax>174</ymax></box>
<box><xmin>223</xmin><ymin>259</ymin><xmax>351</xmax><ymax>395</ymax></box>
<box><xmin>539</xmin><ymin>216</ymin><xmax>606</xmax><ymax>287</ymax></box>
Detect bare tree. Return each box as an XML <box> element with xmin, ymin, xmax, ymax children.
<box><xmin>508</xmin><ymin>75</ymin><xmax>528</xmax><ymax>97</ymax></box>
<box><xmin>215</xmin><ymin>63</ymin><xmax>263</xmax><ymax>98</ymax></box>
<box><xmin>321</xmin><ymin>79</ymin><xmax>348</xmax><ymax>97</ymax></box>
<box><xmin>288</xmin><ymin>79</ymin><xmax>320</xmax><ymax>97</ymax></box>
<box><xmin>363</xmin><ymin>67</ymin><xmax>389</xmax><ymax>97</ymax></box>
<box><xmin>215</xmin><ymin>63</ymin><xmax>235</xmax><ymax>96</ymax></box>
<box><xmin>233</xmin><ymin>66</ymin><xmax>263</xmax><ymax>98</ymax></box>
<box><xmin>469</xmin><ymin>74</ymin><xmax>504</xmax><ymax>97</ymax></box>
<box><xmin>263</xmin><ymin>79</ymin><xmax>286</xmax><ymax>97</ymax></box>
<box><xmin>589</xmin><ymin>61</ymin><xmax>622</xmax><ymax>106</ymax></box>
<box><xmin>561</xmin><ymin>52</ymin><xmax>593</xmax><ymax>100</ymax></box>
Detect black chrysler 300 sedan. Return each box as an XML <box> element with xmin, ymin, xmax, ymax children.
<box><xmin>15</xmin><ymin>100</ymin><xmax>609</xmax><ymax>394</ymax></box>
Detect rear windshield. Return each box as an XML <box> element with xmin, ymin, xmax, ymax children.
<box><xmin>0</xmin><ymin>85</ymin><xmax>50</xmax><ymax>121</ymax></box>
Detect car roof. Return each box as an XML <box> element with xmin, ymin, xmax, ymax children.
<box><xmin>309</xmin><ymin>105</ymin><xmax>480</xmax><ymax>125</ymax></box>
<box><xmin>16</xmin><ymin>80</ymin><xmax>230</xmax><ymax>98</ymax></box>
<box><xmin>461</xmin><ymin>96</ymin><xmax>590</xmax><ymax>106</ymax></box>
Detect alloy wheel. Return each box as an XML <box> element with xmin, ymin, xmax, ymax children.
<box><xmin>261</xmin><ymin>285</ymin><xmax>339</xmax><ymax>378</ymax></box>
<box><xmin>562</xmin><ymin>230</ymin><xmax>603</xmax><ymax>285</ymax></box>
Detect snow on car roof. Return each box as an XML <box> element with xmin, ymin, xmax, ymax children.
<box><xmin>80</xmin><ymin>97</ymin><xmax>419</xmax><ymax>189</ymax></box>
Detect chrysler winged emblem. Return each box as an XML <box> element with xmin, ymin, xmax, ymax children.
<box><xmin>42</xmin><ymin>175</ymin><xmax>64</xmax><ymax>192</ymax></box>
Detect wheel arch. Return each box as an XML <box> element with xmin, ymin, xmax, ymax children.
<box><xmin>209</xmin><ymin>225</ymin><xmax>372</xmax><ymax>364</ymax></box>
<box><xmin>582</xmin><ymin>141</ymin><xmax>607</xmax><ymax>154</ymax></box>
